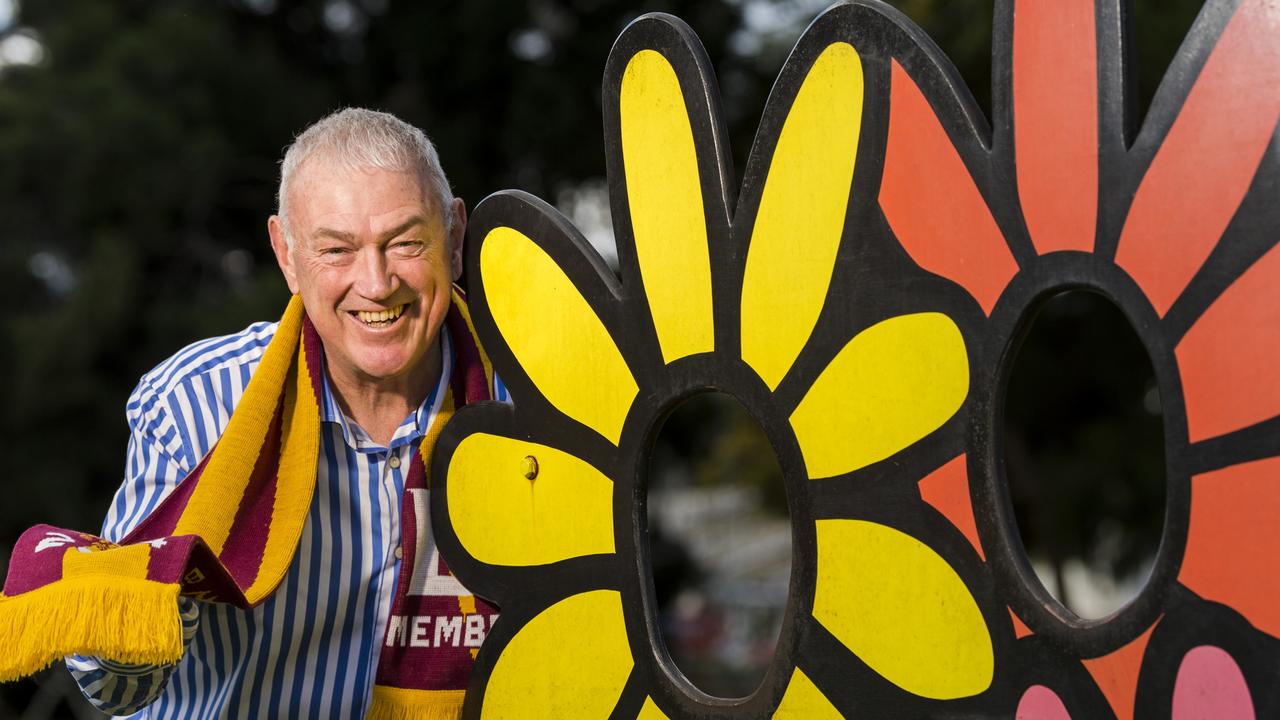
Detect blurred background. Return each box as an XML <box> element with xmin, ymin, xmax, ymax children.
<box><xmin>0</xmin><ymin>0</ymin><xmax>1199</xmax><ymax>714</ymax></box>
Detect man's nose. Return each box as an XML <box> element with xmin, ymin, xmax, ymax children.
<box><xmin>354</xmin><ymin>248</ymin><xmax>398</xmax><ymax>299</ymax></box>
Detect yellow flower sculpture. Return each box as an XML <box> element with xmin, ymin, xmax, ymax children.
<box><xmin>431</xmin><ymin>8</ymin><xmax>1001</xmax><ymax>718</ymax></box>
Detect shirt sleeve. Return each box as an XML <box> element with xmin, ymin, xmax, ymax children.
<box><xmin>67</xmin><ymin>375</ymin><xmax>201</xmax><ymax>713</ymax></box>
<box><xmin>66</xmin><ymin>596</ymin><xmax>201</xmax><ymax>715</ymax></box>
<box><xmin>102</xmin><ymin>375</ymin><xmax>198</xmax><ymax>542</ymax></box>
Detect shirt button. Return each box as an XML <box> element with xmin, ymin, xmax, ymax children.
<box><xmin>388</xmin><ymin>454</ymin><xmax>401</xmax><ymax>469</ymax></box>
<box><xmin>394</xmin><ymin>547</ymin><xmax>403</xmax><ymax>560</ymax></box>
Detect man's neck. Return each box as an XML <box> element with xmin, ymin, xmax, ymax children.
<box><xmin>327</xmin><ymin>339</ymin><xmax>443</xmax><ymax>447</ymax></box>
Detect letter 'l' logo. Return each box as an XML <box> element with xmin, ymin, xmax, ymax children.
<box><xmin>406</xmin><ymin>488</ymin><xmax>468</xmax><ymax>597</ymax></box>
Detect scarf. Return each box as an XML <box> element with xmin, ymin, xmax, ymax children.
<box><xmin>0</xmin><ymin>290</ymin><xmax>497</xmax><ymax>719</ymax></box>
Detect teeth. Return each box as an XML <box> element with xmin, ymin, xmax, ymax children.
<box><xmin>356</xmin><ymin>304</ymin><xmax>406</xmax><ymax>325</ymax></box>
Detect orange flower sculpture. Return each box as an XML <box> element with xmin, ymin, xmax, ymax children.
<box><xmin>430</xmin><ymin>0</ymin><xmax>1280</xmax><ymax>718</ymax></box>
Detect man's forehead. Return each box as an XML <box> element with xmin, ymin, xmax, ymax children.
<box><xmin>310</xmin><ymin>208</ymin><xmax>433</xmax><ymax>241</ymax></box>
<box><xmin>290</xmin><ymin>158</ymin><xmax>443</xmax><ymax>230</ymax></box>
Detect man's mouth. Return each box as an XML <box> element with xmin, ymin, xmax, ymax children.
<box><xmin>353</xmin><ymin>303</ymin><xmax>408</xmax><ymax>328</ymax></box>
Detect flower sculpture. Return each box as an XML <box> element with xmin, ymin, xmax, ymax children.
<box><xmin>430</xmin><ymin>0</ymin><xmax>1280</xmax><ymax>718</ymax></box>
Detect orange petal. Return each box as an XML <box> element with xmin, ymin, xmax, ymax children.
<box><xmin>917</xmin><ymin>455</ymin><xmax>984</xmax><ymax>560</ymax></box>
<box><xmin>1179</xmin><ymin>456</ymin><xmax>1280</xmax><ymax>637</ymax></box>
<box><xmin>1175</xmin><ymin>241</ymin><xmax>1280</xmax><ymax>441</ymax></box>
<box><xmin>1080</xmin><ymin>622</ymin><xmax>1157</xmax><ymax>720</ymax></box>
<box><xmin>880</xmin><ymin>62</ymin><xmax>1018</xmax><ymax>315</ymax></box>
<box><xmin>1007</xmin><ymin>606</ymin><xmax>1034</xmax><ymax>639</ymax></box>
<box><xmin>1114</xmin><ymin>0</ymin><xmax>1280</xmax><ymax>316</ymax></box>
<box><xmin>1013</xmin><ymin>0</ymin><xmax>1098</xmax><ymax>254</ymax></box>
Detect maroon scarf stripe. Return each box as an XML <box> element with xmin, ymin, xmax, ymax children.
<box><xmin>301</xmin><ymin>315</ymin><xmax>327</xmax><ymax>396</ymax></box>
<box><xmin>444</xmin><ymin>304</ymin><xmax>492</xmax><ymax>406</ymax></box>
<box><xmin>217</xmin><ymin>405</ymin><xmax>285</xmax><ymax>589</ymax></box>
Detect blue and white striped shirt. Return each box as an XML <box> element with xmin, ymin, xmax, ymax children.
<box><xmin>68</xmin><ymin>318</ymin><xmax>504</xmax><ymax>718</ymax></box>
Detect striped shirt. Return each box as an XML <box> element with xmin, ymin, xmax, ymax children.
<box><xmin>68</xmin><ymin>318</ymin><xmax>507</xmax><ymax>718</ymax></box>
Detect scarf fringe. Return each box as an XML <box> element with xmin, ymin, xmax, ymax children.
<box><xmin>367</xmin><ymin>686</ymin><xmax>466</xmax><ymax>720</ymax></box>
<box><xmin>0</xmin><ymin>576</ymin><xmax>183</xmax><ymax>681</ymax></box>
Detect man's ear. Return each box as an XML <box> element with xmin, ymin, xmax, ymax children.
<box><xmin>268</xmin><ymin>215</ymin><xmax>301</xmax><ymax>295</ymax></box>
<box><xmin>448</xmin><ymin>197</ymin><xmax>467</xmax><ymax>282</ymax></box>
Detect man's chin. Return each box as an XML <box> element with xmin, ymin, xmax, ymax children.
<box><xmin>342</xmin><ymin>342</ymin><xmax>439</xmax><ymax>383</ymax></box>
<box><xmin>349</xmin><ymin>357</ymin><xmax>419</xmax><ymax>382</ymax></box>
<box><xmin>320</xmin><ymin>324</ymin><xmax>439</xmax><ymax>391</ymax></box>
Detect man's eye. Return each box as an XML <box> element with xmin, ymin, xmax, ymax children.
<box><xmin>391</xmin><ymin>240</ymin><xmax>424</xmax><ymax>254</ymax></box>
<box><xmin>321</xmin><ymin>247</ymin><xmax>351</xmax><ymax>256</ymax></box>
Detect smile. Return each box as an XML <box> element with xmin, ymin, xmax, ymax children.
<box><xmin>352</xmin><ymin>303</ymin><xmax>407</xmax><ymax>328</ymax></box>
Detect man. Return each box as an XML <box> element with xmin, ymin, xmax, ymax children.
<box><xmin>66</xmin><ymin>108</ymin><xmax>503</xmax><ymax>718</ymax></box>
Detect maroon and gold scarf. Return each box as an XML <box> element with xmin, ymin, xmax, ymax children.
<box><xmin>0</xmin><ymin>290</ymin><xmax>497</xmax><ymax>719</ymax></box>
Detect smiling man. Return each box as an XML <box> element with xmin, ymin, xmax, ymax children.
<box><xmin>65</xmin><ymin>108</ymin><xmax>504</xmax><ymax>718</ymax></box>
<box><xmin>270</xmin><ymin>124</ymin><xmax>463</xmax><ymax>447</ymax></box>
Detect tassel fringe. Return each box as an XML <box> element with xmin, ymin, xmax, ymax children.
<box><xmin>367</xmin><ymin>686</ymin><xmax>466</xmax><ymax>720</ymax></box>
<box><xmin>0</xmin><ymin>576</ymin><xmax>183</xmax><ymax>681</ymax></box>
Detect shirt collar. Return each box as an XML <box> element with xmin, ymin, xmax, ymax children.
<box><xmin>317</xmin><ymin>324</ymin><xmax>453</xmax><ymax>453</ymax></box>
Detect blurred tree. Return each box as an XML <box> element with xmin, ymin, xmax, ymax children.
<box><xmin>0</xmin><ymin>0</ymin><xmax>319</xmax><ymax>546</ymax></box>
<box><xmin>890</xmin><ymin>0</ymin><xmax>995</xmax><ymax>112</ymax></box>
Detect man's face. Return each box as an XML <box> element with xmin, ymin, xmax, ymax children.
<box><xmin>269</xmin><ymin>157</ymin><xmax>464</xmax><ymax>393</ymax></box>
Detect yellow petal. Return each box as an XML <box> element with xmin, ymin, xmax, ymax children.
<box><xmin>813</xmin><ymin>519</ymin><xmax>993</xmax><ymax>700</ymax></box>
<box><xmin>482</xmin><ymin>590</ymin><xmax>633</xmax><ymax>719</ymax></box>
<box><xmin>621</xmin><ymin>49</ymin><xmax>714</xmax><ymax>364</ymax></box>
<box><xmin>789</xmin><ymin>313</ymin><xmax>967</xmax><ymax>478</ymax></box>
<box><xmin>636</xmin><ymin>697</ymin><xmax>670</xmax><ymax>719</ymax></box>
<box><xmin>773</xmin><ymin>669</ymin><xmax>841</xmax><ymax>719</ymax></box>
<box><xmin>447</xmin><ymin>434</ymin><xmax>615</xmax><ymax>566</ymax></box>
<box><xmin>481</xmin><ymin>227</ymin><xmax>639</xmax><ymax>444</ymax></box>
<box><xmin>741</xmin><ymin>42</ymin><xmax>864</xmax><ymax>390</ymax></box>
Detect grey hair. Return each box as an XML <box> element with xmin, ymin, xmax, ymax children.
<box><xmin>277</xmin><ymin>107</ymin><xmax>454</xmax><ymax>247</ymax></box>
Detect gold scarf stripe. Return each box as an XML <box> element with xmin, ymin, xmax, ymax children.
<box><xmin>172</xmin><ymin>296</ymin><xmax>309</xmax><ymax>558</ymax></box>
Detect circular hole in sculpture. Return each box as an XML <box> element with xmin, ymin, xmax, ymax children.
<box><xmin>646</xmin><ymin>391</ymin><xmax>790</xmax><ymax>699</ymax></box>
<box><xmin>1004</xmin><ymin>290</ymin><xmax>1166</xmax><ymax>620</ymax></box>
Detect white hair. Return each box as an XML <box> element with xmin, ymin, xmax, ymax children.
<box><xmin>277</xmin><ymin>107</ymin><xmax>454</xmax><ymax>247</ymax></box>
